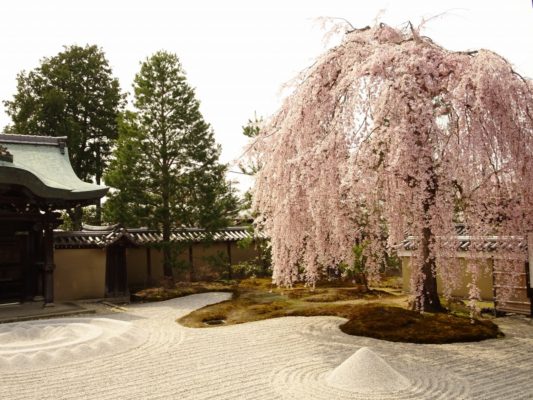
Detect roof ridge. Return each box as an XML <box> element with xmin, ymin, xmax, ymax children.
<box><xmin>0</xmin><ymin>133</ymin><xmax>67</xmax><ymax>146</ymax></box>
<box><xmin>54</xmin><ymin>226</ymin><xmax>267</xmax><ymax>248</ymax></box>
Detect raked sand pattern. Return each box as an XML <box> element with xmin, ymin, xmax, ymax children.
<box><xmin>0</xmin><ymin>317</ymin><xmax>146</xmax><ymax>369</ymax></box>
<box><xmin>0</xmin><ymin>292</ymin><xmax>532</xmax><ymax>400</ymax></box>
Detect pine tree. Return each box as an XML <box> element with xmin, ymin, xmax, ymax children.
<box><xmin>103</xmin><ymin>112</ymin><xmax>154</xmax><ymax>228</ymax></box>
<box><xmin>104</xmin><ymin>51</ymin><xmax>239</xmax><ymax>278</ymax></box>
<box><xmin>3</xmin><ymin>45</ymin><xmax>124</xmax><ymax>227</ymax></box>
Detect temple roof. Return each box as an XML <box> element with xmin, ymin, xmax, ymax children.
<box><xmin>400</xmin><ymin>235</ymin><xmax>526</xmax><ymax>253</ymax></box>
<box><xmin>0</xmin><ymin>134</ymin><xmax>108</xmax><ymax>204</ymax></box>
<box><xmin>399</xmin><ymin>226</ymin><xmax>527</xmax><ymax>255</ymax></box>
<box><xmin>54</xmin><ymin>225</ymin><xmax>266</xmax><ymax>248</ymax></box>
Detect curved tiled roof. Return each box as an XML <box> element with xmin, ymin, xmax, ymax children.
<box><xmin>401</xmin><ymin>235</ymin><xmax>527</xmax><ymax>252</ymax></box>
<box><xmin>0</xmin><ymin>134</ymin><xmax>108</xmax><ymax>202</ymax></box>
<box><xmin>400</xmin><ymin>225</ymin><xmax>527</xmax><ymax>254</ymax></box>
<box><xmin>54</xmin><ymin>226</ymin><xmax>266</xmax><ymax>249</ymax></box>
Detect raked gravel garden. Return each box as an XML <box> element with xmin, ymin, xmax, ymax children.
<box><xmin>1</xmin><ymin>292</ymin><xmax>533</xmax><ymax>400</ymax></box>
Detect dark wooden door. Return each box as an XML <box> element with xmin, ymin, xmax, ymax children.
<box><xmin>105</xmin><ymin>245</ymin><xmax>128</xmax><ymax>297</ymax></box>
<box><xmin>0</xmin><ymin>235</ymin><xmax>25</xmax><ymax>302</ymax></box>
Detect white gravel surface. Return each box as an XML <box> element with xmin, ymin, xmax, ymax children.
<box><xmin>0</xmin><ymin>292</ymin><xmax>532</xmax><ymax>399</ymax></box>
<box><xmin>326</xmin><ymin>346</ymin><xmax>410</xmax><ymax>393</ymax></box>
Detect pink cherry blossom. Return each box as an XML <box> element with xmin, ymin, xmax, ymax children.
<box><xmin>252</xmin><ymin>24</ymin><xmax>532</xmax><ymax>311</ymax></box>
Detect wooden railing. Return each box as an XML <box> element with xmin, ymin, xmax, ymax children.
<box><xmin>493</xmin><ymin>267</ymin><xmax>532</xmax><ymax>316</ymax></box>
<box><xmin>493</xmin><ymin>233</ymin><xmax>532</xmax><ymax>316</ymax></box>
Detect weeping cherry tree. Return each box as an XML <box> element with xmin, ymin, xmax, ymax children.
<box><xmin>252</xmin><ymin>23</ymin><xmax>533</xmax><ymax>312</ymax></box>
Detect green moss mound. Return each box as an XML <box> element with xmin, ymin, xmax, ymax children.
<box><xmin>178</xmin><ymin>286</ymin><xmax>501</xmax><ymax>344</ymax></box>
<box><xmin>339</xmin><ymin>306</ymin><xmax>502</xmax><ymax>344</ymax></box>
<box><xmin>135</xmin><ymin>279</ymin><xmax>501</xmax><ymax>344</ymax></box>
<box><xmin>286</xmin><ymin>287</ymin><xmax>391</xmax><ymax>302</ymax></box>
<box><xmin>132</xmin><ymin>278</ymin><xmax>283</xmax><ymax>302</ymax></box>
<box><xmin>132</xmin><ymin>281</ymin><xmax>236</xmax><ymax>302</ymax></box>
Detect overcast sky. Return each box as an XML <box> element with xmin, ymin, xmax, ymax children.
<box><xmin>1</xmin><ymin>0</ymin><xmax>532</xmax><ymax>191</ymax></box>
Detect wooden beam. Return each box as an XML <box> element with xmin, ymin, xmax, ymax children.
<box><xmin>527</xmin><ymin>232</ymin><xmax>533</xmax><ymax>289</ymax></box>
<box><xmin>226</xmin><ymin>241</ymin><xmax>232</xmax><ymax>280</ymax></box>
<box><xmin>146</xmin><ymin>247</ymin><xmax>152</xmax><ymax>286</ymax></box>
<box><xmin>527</xmin><ymin>233</ymin><xmax>533</xmax><ymax>317</ymax></box>
<box><xmin>43</xmin><ymin>211</ymin><xmax>56</xmax><ymax>306</ymax></box>
<box><xmin>189</xmin><ymin>245</ymin><xmax>195</xmax><ymax>282</ymax></box>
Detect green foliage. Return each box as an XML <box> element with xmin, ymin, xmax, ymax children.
<box><xmin>237</xmin><ymin>115</ymin><xmax>264</xmax><ymax>221</ymax></box>
<box><xmin>352</xmin><ymin>242</ymin><xmax>367</xmax><ymax>275</ymax></box>
<box><xmin>104</xmin><ymin>51</ymin><xmax>239</xmax><ymax>277</ymax></box>
<box><xmin>238</xmin><ymin>115</ymin><xmax>263</xmax><ymax>177</ymax></box>
<box><xmin>204</xmin><ymin>251</ymin><xmax>229</xmax><ymax>268</ymax></box>
<box><xmin>3</xmin><ymin>44</ymin><xmax>124</xmax><ymax>227</ymax></box>
<box><xmin>232</xmin><ymin>261</ymin><xmax>271</xmax><ymax>279</ymax></box>
<box><xmin>59</xmin><ymin>206</ymin><xmax>99</xmax><ymax>231</ymax></box>
<box><xmin>204</xmin><ymin>250</ymin><xmax>231</xmax><ymax>278</ymax></box>
<box><xmin>337</xmin><ymin>241</ymin><xmax>399</xmax><ymax>287</ymax></box>
<box><xmin>237</xmin><ymin>228</ymin><xmax>271</xmax><ymax>276</ymax></box>
<box><xmin>170</xmin><ymin>257</ymin><xmax>190</xmax><ymax>273</ymax></box>
<box><xmin>3</xmin><ymin>44</ymin><xmax>123</xmax><ymax>179</ymax></box>
<box><xmin>241</xmin><ymin>116</ymin><xmax>262</xmax><ymax>138</ymax></box>
<box><xmin>103</xmin><ymin>111</ymin><xmax>154</xmax><ymax>227</ymax></box>
<box><xmin>334</xmin><ymin>242</ymin><xmax>368</xmax><ymax>287</ymax></box>
<box><xmin>384</xmin><ymin>251</ymin><xmax>401</xmax><ymax>272</ymax></box>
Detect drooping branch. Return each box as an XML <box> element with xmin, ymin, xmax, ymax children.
<box><xmin>253</xmin><ymin>23</ymin><xmax>533</xmax><ymax>310</ymax></box>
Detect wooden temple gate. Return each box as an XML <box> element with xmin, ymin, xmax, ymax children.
<box><xmin>105</xmin><ymin>239</ymin><xmax>129</xmax><ymax>298</ymax></box>
<box><xmin>0</xmin><ymin>210</ymin><xmax>58</xmax><ymax>304</ymax></box>
<box><xmin>0</xmin><ymin>134</ymin><xmax>107</xmax><ymax>306</ymax></box>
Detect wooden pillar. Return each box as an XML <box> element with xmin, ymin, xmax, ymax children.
<box><xmin>490</xmin><ymin>258</ymin><xmax>498</xmax><ymax>316</ymax></box>
<box><xmin>146</xmin><ymin>247</ymin><xmax>152</xmax><ymax>286</ymax></box>
<box><xmin>189</xmin><ymin>245</ymin><xmax>195</xmax><ymax>282</ymax></box>
<box><xmin>17</xmin><ymin>231</ymin><xmax>32</xmax><ymax>302</ymax></box>
<box><xmin>527</xmin><ymin>233</ymin><xmax>533</xmax><ymax>317</ymax></box>
<box><xmin>226</xmin><ymin>241</ymin><xmax>232</xmax><ymax>280</ymax></box>
<box><xmin>34</xmin><ymin>228</ymin><xmax>45</xmax><ymax>301</ymax></box>
<box><xmin>43</xmin><ymin>217</ymin><xmax>55</xmax><ymax>306</ymax></box>
<box><xmin>527</xmin><ymin>232</ymin><xmax>533</xmax><ymax>289</ymax></box>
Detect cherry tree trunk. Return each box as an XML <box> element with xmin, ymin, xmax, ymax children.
<box><xmin>416</xmin><ymin>169</ymin><xmax>444</xmax><ymax>312</ymax></box>
<box><xmin>418</xmin><ymin>225</ymin><xmax>444</xmax><ymax>312</ymax></box>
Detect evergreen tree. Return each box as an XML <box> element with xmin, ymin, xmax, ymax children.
<box><xmin>103</xmin><ymin>111</ymin><xmax>154</xmax><ymax>228</ymax></box>
<box><xmin>3</xmin><ymin>45</ymin><xmax>124</xmax><ymax>227</ymax></box>
<box><xmin>237</xmin><ymin>116</ymin><xmax>264</xmax><ymax>218</ymax></box>
<box><xmin>104</xmin><ymin>51</ymin><xmax>239</xmax><ymax>278</ymax></box>
<box><xmin>238</xmin><ymin>115</ymin><xmax>263</xmax><ymax>176</ymax></box>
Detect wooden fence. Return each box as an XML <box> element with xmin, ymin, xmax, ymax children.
<box><xmin>493</xmin><ymin>233</ymin><xmax>532</xmax><ymax>316</ymax></box>
<box><xmin>493</xmin><ymin>262</ymin><xmax>532</xmax><ymax>315</ymax></box>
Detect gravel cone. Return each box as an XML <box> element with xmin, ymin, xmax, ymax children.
<box><xmin>326</xmin><ymin>347</ymin><xmax>410</xmax><ymax>393</ymax></box>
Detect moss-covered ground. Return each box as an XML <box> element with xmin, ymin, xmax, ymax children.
<box><xmin>132</xmin><ymin>281</ymin><xmax>237</xmax><ymax>302</ymax></box>
<box><xmin>134</xmin><ymin>278</ymin><xmax>502</xmax><ymax>344</ymax></box>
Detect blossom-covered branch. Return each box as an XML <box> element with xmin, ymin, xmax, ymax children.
<box><xmin>253</xmin><ymin>23</ymin><xmax>533</xmax><ymax>311</ymax></box>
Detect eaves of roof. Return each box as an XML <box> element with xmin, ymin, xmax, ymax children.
<box><xmin>0</xmin><ymin>134</ymin><xmax>108</xmax><ymax>202</ymax></box>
